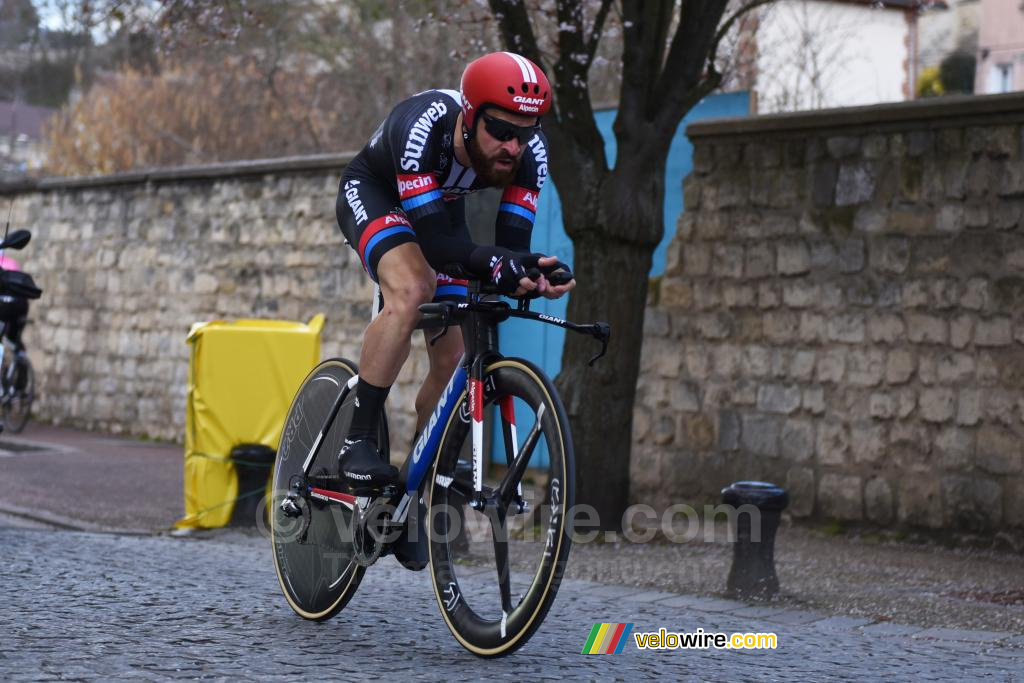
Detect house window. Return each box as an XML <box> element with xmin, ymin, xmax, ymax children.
<box><xmin>988</xmin><ymin>63</ymin><xmax>1014</xmax><ymax>94</ymax></box>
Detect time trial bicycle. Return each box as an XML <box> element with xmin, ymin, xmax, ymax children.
<box><xmin>269</xmin><ymin>267</ymin><xmax>609</xmax><ymax>657</ymax></box>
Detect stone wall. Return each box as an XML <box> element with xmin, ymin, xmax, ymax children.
<box><xmin>636</xmin><ymin>92</ymin><xmax>1024</xmax><ymax>532</ymax></box>
<box><xmin>0</xmin><ymin>155</ymin><xmax>437</xmax><ymax>447</ymax></box>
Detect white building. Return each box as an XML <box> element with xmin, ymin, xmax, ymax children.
<box><xmin>750</xmin><ymin>0</ymin><xmax>945</xmax><ymax>113</ymax></box>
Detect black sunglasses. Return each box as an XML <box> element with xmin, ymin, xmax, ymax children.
<box><xmin>481</xmin><ymin>112</ymin><xmax>540</xmax><ymax>145</ymax></box>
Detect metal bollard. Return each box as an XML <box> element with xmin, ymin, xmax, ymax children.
<box><xmin>721</xmin><ymin>481</ymin><xmax>789</xmax><ymax>600</ymax></box>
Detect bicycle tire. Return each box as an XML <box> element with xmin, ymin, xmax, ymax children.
<box><xmin>427</xmin><ymin>358</ymin><xmax>574</xmax><ymax>657</ymax></box>
<box><xmin>3</xmin><ymin>354</ymin><xmax>33</xmax><ymax>434</ymax></box>
<box><xmin>270</xmin><ymin>358</ymin><xmax>389</xmax><ymax>621</ymax></box>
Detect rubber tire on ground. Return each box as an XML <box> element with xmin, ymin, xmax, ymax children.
<box><xmin>427</xmin><ymin>358</ymin><xmax>574</xmax><ymax>657</ymax></box>
<box><xmin>3</xmin><ymin>354</ymin><xmax>33</xmax><ymax>434</ymax></box>
<box><xmin>271</xmin><ymin>358</ymin><xmax>389</xmax><ymax>621</ymax></box>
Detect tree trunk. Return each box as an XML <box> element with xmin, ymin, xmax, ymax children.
<box><xmin>555</xmin><ymin>168</ymin><xmax>661</xmax><ymax>532</ymax></box>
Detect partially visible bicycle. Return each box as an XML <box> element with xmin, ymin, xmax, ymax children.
<box><xmin>270</xmin><ymin>264</ymin><xmax>609</xmax><ymax>657</ymax></box>
<box><xmin>0</xmin><ymin>228</ymin><xmax>42</xmax><ymax>433</ymax></box>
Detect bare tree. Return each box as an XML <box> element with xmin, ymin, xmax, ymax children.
<box><xmin>483</xmin><ymin>0</ymin><xmax>771</xmax><ymax>529</ymax></box>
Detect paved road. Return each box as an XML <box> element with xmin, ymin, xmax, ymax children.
<box><xmin>2</xmin><ymin>526</ymin><xmax>1021</xmax><ymax>681</ymax></box>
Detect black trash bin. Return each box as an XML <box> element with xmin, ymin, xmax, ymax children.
<box><xmin>229</xmin><ymin>444</ymin><xmax>276</xmax><ymax>526</ymax></box>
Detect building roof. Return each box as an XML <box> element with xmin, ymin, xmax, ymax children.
<box><xmin>0</xmin><ymin>101</ymin><xmax>56</xmax><ymax>140</ymax></box>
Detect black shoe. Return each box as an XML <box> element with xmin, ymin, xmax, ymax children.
<box><xmin>337</xmin><ymin>439</ymin><xmax>399</xmax><ymax>495</ymax></box>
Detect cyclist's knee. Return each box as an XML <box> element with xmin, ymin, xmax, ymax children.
<box><xmin>380</xmin><ymin>272</ymin><xmax>435</xmax><ymax>320</ymax></box>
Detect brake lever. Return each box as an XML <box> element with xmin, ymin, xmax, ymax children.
<box><xmin>587</xmin><ymin>322</ymin><xmax>611</xmax><ymax>366</ymax></box>
<box><xmin>425</xmin><ymin>305</ymin><xmax>453</xmax><ymax>346</ymax></box>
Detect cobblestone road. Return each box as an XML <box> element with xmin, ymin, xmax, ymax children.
<box><xmin>2</xmin><ymin>527</ymin><xmax>1021</xmax><ymax>681</ymax></box>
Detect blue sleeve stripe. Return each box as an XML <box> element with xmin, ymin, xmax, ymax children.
<box><xmin>363</xmin><ymin>226</ymin><xmax>416</xmax><ymax>280</ymax></box>
<box><xmin>402</xmin><ymin>191</ymin><xmax>443</xmax><ymax>211</ymax></box>
<box><xmin>499</xmin><ymin>202</ymin><xmax>535</xmax><ymax>222</ymax></box>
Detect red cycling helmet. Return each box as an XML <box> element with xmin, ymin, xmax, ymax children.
<box><xmin>460</xmin><ymin>51</ymin><xmax>552</xmax><ymax>133</ymax></box>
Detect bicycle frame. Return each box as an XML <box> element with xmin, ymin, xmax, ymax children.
<box><xmin>290</xmin><ymin>285</ymin><xmax>609</xmax><ymax>533</ymax></box>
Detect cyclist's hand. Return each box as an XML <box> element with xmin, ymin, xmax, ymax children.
<box><xmin>489</xmin><ymin>252</ymin><xmax>543</xmax><ymax>295</ymax></box>
<box><xmin>532</xmin><ymin>255</ymin><xmax>575</xmax><ymax>299</ymax></box>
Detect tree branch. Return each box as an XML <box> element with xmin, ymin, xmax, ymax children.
<box><xmin>707</xmin><ymin>0</ymin><xmax>775</xmax><ymax>77</ymax></box>
<box><xmin>584</xmin><ymin>0</ymin><xmax>614</xmax><ymax>68</ymax></box>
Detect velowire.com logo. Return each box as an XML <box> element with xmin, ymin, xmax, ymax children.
<box><xmin>581</xmin><ymin>623</ymin><xmax>634</xmax><ymax>655</ymax></box>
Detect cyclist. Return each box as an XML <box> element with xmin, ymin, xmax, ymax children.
<box><xmin>335</xmin><ymin>51</ymin><xmax>574</xmax><ymax>493</ymax></box>
<box><xmin>0</xmin><ymin>253</ymin><xmax>28</xmax><ymax>355</ymax></box>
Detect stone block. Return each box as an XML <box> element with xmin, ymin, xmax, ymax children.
<box><xmin>897</xmin><ymin>476</ymin><xmax>943</xmax><ymax>528</ymax></box>
<box><xmin>974</xmin><ymin>317</ymin><xmax>1012</xmax><ymax>347</ymax></box>
<box><xmin>669</xmin><ymin>382</ymin><xmax>701</xmax><ymax>412</ymax></box>
<box><xmin>742</xmin><ymin>346</ymin><xmax>771</xmax><ymax>377</ymax></box>
<box><xmin>827</xmin><ymin>314</ymin><xmax>866</xmax><ymax>344</ymax></box>
<box><xmin>873</xmin><ymin>237</ymin><xmax>910</xmax><ymax>274</ymax></box>
<box><xmin>985</xmin><ymin>389</ymin><xmax>1018</xmax><ymax>426</ymax></box>
<box><xmin>799</xmin><ymin>313</ymin><xmax>826</xmax><ymax>343</ymax></box>
<box><xmin>960</xmin><ymin>278</ymin><xmax>990</xmax><ymax>311</ymax></box>
<box><xmin>744</xmin><ymin>243</ymin><xmax>774</xmax><ymax>278</ymax></box>
<box><xmin>851</xmin><ymin>423</ymin><xmax>887</xmax><ymax>464</ymax></box>
<box><xmin>869</xmin><ymin>314</ymin><xmax>906</xmax><ymax>344</ymax></box>
<box><xmin>942</xmin><ymin>476</ymin><xmax>1002</xmax><ymax>531</ymax></box>
<box><xmin>950</xmin><ymin>315</ymin><xmax>973</xmax><ymax>350</ymax></box>
<box><xmin>902</xmin><ymin>280</ymin><xmax>929</xmax><ymax>308</ymax></box>
<box><xmin>977</xmin><ymin>425</ymin><xmax>1024</xmax><ymax>475</ymax></box>
<box><xmin>816</xmin><ymin>348</ymin><xmax>846</xmax><ymax>383</ymax></box>
<box><xmin>782</xmin><ymin>282</ymin><xmax>819</xmax><ymax>308</ymax></box>
<box><xmin>836</xmin><ymin>162</ymin><xmax>876</xmax><ymax>206</ymax></box>
<box><xmin>803</xmin><ymin>386</ymin><xmax>826</xmax><ymax>415</ymax></box>
<box><xmin>906</xmin><ymin>313</ymin><xmax>948</xmax><ymax>345</ymax></box>
<box><xmin>722</xmin><ymin>284</ymin><xmax>756</xmax><ymax>308</ymax></box>
<box><xmin>781</xmin><ymin>419</ymin><xmax>815</xmax><ymax>461</ymax></box>
<box><xmin>919</xmin><ymin>388</ymin><xmax>956</xmax><ymax>423</ymax></box>
<box><xmin>956</xmin><ymin>389</ymin><xmax>982</xmax><ymax>427</ymax></box>
<box><xmin>764</xmin><ymin>311</ymin><xmax>799</xmax><ymax>343</ymax></box>
<box><xmin>740</xmin><ymin>414</ymin><xmax>782</xmax><ymax>457</ymax></box>
<box><xmin>816</xmin><ymin>420</ymin><xmax>850</xmax><ymax>466</ymax></box>
<box><xmin>652</xmin><ymin>413</ymin><xmax>676</xmax><ymax>445</ymax></box>
<box><xmin>936</xmin><ymin>353</ymin><xmax>974</xmax><ymax>384</ymax></box>
<box><xmin>1007</xmin><ymin>478</ymin><xmax>1024</xmax><ymax>527</ymax></box>
<box><xmin>682</xmin><ymin>243</ymin><xmax>712</xmax><ymax>276</ymax></box>
<box><xmin>847</xmin><ymin>350</ymin><xmax>885</xmax><ymax>387</ymax></box>
<box><xmin>838</xmin><ymin>239</ymin><xmax>866</xmax><ymax>273</ymax></box>
<box><xmin>827</xmin><ymin>136</ymin><xmax>861</xmax><ymax>159</ymax></box>
<box><xmin>678</xmin><ymin>415</ymin><xmax>715</xmax><ymax>450</ymax></box>
<box><xmin>659</xmin><ymin>279</ymin><xmax>694</xmax><ymax>309</ymax></box>
<box><xmin>810</xmin><ymin>241</ymin><xmax>836</xmax><ymax>269</ymax></box>
<box><xmin>717</xmin><ymin>410</ymin><xmax>741</xmax><ymax>451</ymax></box>
<box><xmin>864</xmin><ymin>478</ymin><xmax>894</xmax><ymax>524</ymax></box>
<box><xmin>757</xmin><ymin>384</ymin><xmax>802</xmax><ymax>414</ymax></box>
<box><xmin>713</xmin><ymin>244</ymin><xmax>745</xmax><ymax>279</ymax></box>
<box><xmin>693</xmin><ymin>282</ymin><xmax>722</xmax><ymax>310</ymax></box>
<box><xmin>711</xmin><ymin>345</ymin><xmax>742</xmax><ymax>376</ymax></box>
<box><xmin>697</xmin><ymin>313</ymin><xmax>732</xmax><ymax>340</ymax></box>
<box><xmin>777</xmin><ymin>241</ymin><xmax>810</xmax><ymax>275</ymax></box>
<box><xmin>684</xmin><ymin>347</ymin><xmax>711</xmax><ymax>379</ymax></box>
<box><xmin>786</xmin><ymin>467</ymin><xmax>816</xmax><ymax>517</ymax></box>
<box><xmin>854</xmin><ymin>207</ymin><xmax>886</xmax><ymax>233</ymax></box>
<box><xmin>936</xmin><ymin>427</ymin><xmax>975</xmax><ymax>470</ymax></box>
<box><xmin>869</xmin><ymin>392</ymin><xmax>895</xmax><ymax>419</ymax></box>
<box><xmin>791</xmin><ymin>351</ymin><xmax>816</xmax><ymax>381</ymax></box>
<box><xmin>818</xmin><ymin>473</ymin><xmax>863</xmax><ymax>521</ymax></box>
<box><xmin>936</xmin><ymin>205</ymin><xmax>965</xmax><ymax>233</ymax></box>
<box><xmin>632</xmin><ymin>409</ymin><xmax>652</xmax><ymax>443</ymax></box>
<box><xmin>758</xmin><ymin>283</ymin><xmax>780</xmax><ymax>309</ymax></box>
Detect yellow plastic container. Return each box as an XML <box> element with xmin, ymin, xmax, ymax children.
<box><xmin>176</xmin><ymin>314</ymin><xmax>325</xmax><ymax>529</ymax></box>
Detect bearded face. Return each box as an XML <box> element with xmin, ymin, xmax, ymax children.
<box><xmin>466</xmin><ymin>132</ymin><xmax>522</xmax><ymax>187</ymax></box>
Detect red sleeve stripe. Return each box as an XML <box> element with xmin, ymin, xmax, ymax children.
<box><xmin>397</xmin><ymin>174</ymin><xmax>440</xmax><ymax>199</ymax></box>
<box><xmin>501</xmin><ymin>185</ymin><xmax>540</xmax><ymax>211</ymax></box>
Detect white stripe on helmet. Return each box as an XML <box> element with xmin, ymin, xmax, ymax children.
<box><xmin>504</xmin><ymin>51</ymin><xmax>537</xmax><ymax>84</ymax></box>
